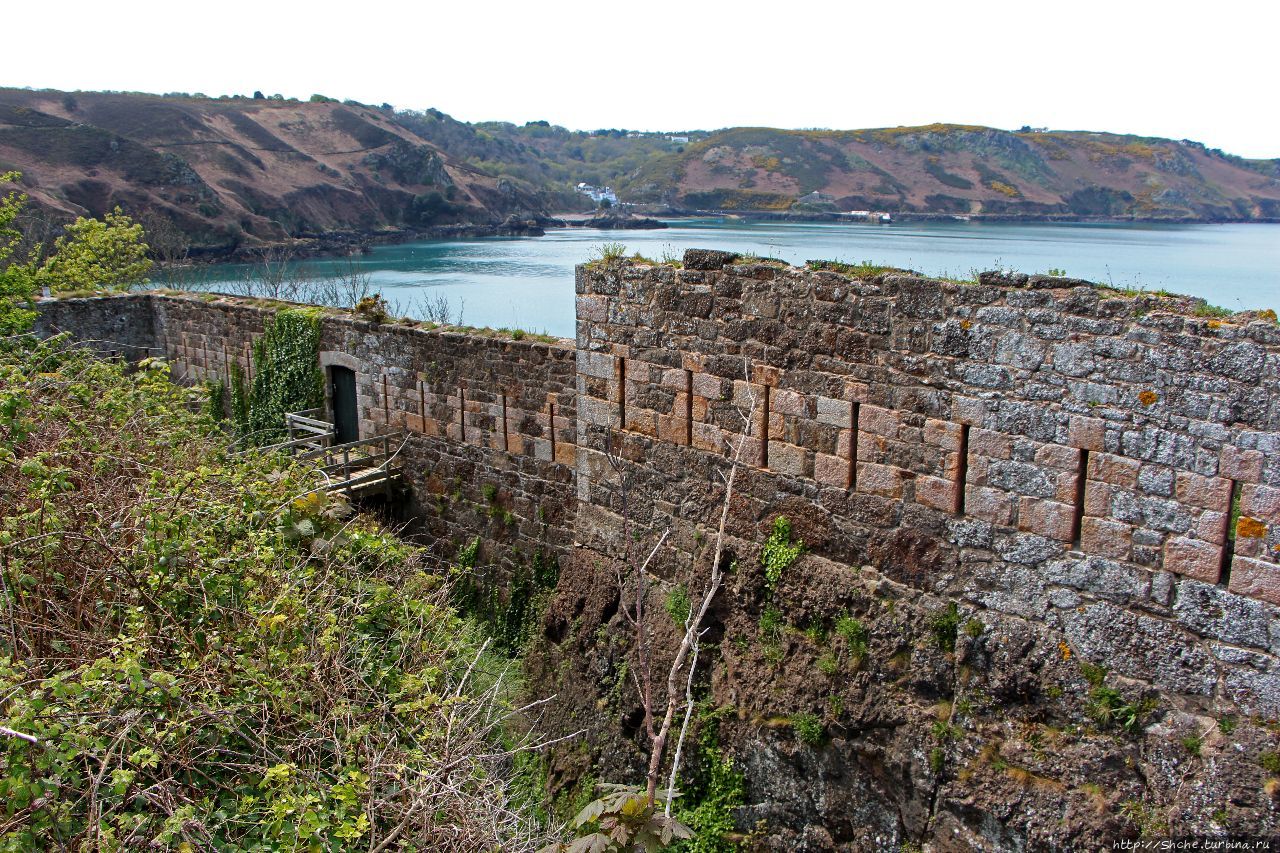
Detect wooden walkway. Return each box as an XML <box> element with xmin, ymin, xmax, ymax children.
<box><xmin>253</xmin><ymin>409</ymin><xmax>404</xmax><ymax>495</ymax></box>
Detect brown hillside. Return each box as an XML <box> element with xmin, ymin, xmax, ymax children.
<box><xmin>0</xmin><ymin>89</ymin><xmax>547</xmax><ymax>255</ymax></box>
<box><xmin>626</xmin><ymin>125</ymin><xmax>1280</xmax><ymax>220</ymax></box>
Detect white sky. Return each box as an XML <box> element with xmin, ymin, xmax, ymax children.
<box><xmin>7</xmin><ymin>0</ymin><xmax>1277</xmax><ymax>158</ymax></box>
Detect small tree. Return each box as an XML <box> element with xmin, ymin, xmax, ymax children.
<box><xmin>550</xmin><ymin>370</ymin><xmax>758</xmax><ymax>851</ymax></box>
<box><xmin>34</xmin><ymin>207</ymin><xmax>151</xmax><ymax>293</ymax></box>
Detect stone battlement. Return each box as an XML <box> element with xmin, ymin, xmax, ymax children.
<box><xmin>572</xmin><ymin>254</ymin><xmax>1280</xmax><ymax>607</ymax></box>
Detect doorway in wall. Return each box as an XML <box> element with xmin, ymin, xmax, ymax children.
<box><xmin>330</xmin><ymin>366</ymin><xmax>358</xmax><ymax>444</ymax></box>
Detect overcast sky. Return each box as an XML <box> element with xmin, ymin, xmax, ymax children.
<box><xmin>7</xmin><ymin>0</ymin><xmax>1276</xmax><ymax>158</ymax></box>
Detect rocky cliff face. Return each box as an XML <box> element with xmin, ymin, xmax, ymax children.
<box><xmin>0</xmin><ymin>89</ymin><xmax>549</xmax><ymax>256</ymax></box>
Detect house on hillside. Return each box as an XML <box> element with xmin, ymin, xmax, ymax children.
<box><xmin>575</xmin><ymin>183</ymin><xmax>618</xmax><ymax>205</ymax></box>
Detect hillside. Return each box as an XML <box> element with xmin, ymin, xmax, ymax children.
<box><xmin>3</xmin><ymin>89</ymin><xmax>1278</xmax><ymax>261</ymax></box>
<box><xmin>622</xmin><ymin>124</ymin><xmax>1280</xmax><ymax>220</ymax></box>
<box><xmin>0</xmin><ymin>88</ymin><xmax>549</xmax><ymax>257</ymax></box>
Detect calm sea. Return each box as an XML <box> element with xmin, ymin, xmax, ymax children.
<box><xmin>178</xmin><ymin>219</ymin><xmax>1280</xmax><ymax>339</ymax></box>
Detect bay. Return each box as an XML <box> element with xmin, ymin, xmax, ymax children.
<box><xmin>176</xmin><ymin>218</ymin><xmax>1280</xmax><ymax>339</ymax></box>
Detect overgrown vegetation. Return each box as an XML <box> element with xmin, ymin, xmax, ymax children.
<box><xmin>451</xmin><ymin>542</ymin><xmax>561</xmax><ymax>655</ymax></box>
<box><xmin>806</xmin><ymin>259</ymin><xmax>909</xmax><ymax>279</ymax></box>
<box><xmin>670</xmin><ymin>705</ymin><xmax>745</xmax><ymax>853</ymax></box>
<box><xmin>928</xmin><ymin>602</ymin><xmax>961</xmax><ymax>651</ymax></box>
<box><xmin>0</xmin><ymin>336</ymin><xmax>551</xmax><ymax>849</ymax></box>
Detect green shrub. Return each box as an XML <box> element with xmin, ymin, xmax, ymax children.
<box><xmin>1079</xmin><ymin>661</ymin><xmax>1108</xmax><ymax>688</ymax></box>
<box><xmin>1259</xmin><ymin>750</ymin><xmax>1280</xmax><ymax>774</ymax></box>
<box><xmin>817</xmin><ymin>652</ymin><xmax>839</xmax><ymax>677</ymax></box>
<box><xmin>928</xmin><ymin>602</ymin><xmax>961</xmax><ymax>650</ymax></box>
<box><xmin>791</xmin><ymin>713</ymin><xmax>824</xmax><ymax>746</ymax></box>
<box><xmin>666</xmin><ymin>584</ymin><xmax>691</xmax><ymax>624</ymax></box>
<box><xmin>835</xmin><ymin>614</ymin><xmax>869</xmax><ymax>659</ymax></box>
<box><xmin>0</xmin><ymin>339</ymin><xmax>548</xmax><ymax>849</ymax></box>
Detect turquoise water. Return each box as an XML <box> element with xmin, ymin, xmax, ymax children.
<box><xmin>179</xmin><ymin>219</ymin><xmax>1280</xmax><ymax>338</ymax></box>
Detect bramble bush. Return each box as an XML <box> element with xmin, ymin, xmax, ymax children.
<box><xmin>0</xmin><ymin>337</ymin><xmax>551</xmax><ymax>850</ymax></box>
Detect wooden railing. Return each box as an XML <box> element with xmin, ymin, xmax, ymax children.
<box><xmin>300</xmin><ymin>432</ymin><xmax>404</xmax><ymax>495</ymax></box>
<box><xmin>237</xmin><ymin>410</ymin><xmax>402</xmax><ymax>495</ymax></box>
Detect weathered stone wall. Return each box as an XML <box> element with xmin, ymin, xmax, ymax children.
<box><xmin>36</xmin><ymin>293</ymin><xmax>579</xmax><ymax>574</ymax></box>
<box><xmin>573</xmin><ymin>255</ymin><xmax>1280</xmax><ymax>610</ymax></box>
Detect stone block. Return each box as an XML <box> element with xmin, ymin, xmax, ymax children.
<box><xmin>692</xmin><ymin>372</ymin><xmax>722</xmax><ymax>400</ymax></box>
<box><xmin>815</xmin><ymin>395</ymin><xmax>852</xmax><ymax>427</ymax></box>
<box><xmin>1018</xmin><ymin>497</ymin><xmax>1076</xmax><ymax>542</ymax></box>
<box><xmin>576</xmin><ymin>295</ymin><xmax>609</xmax><ymax>323</ymax></box>
<box><xmin>1067</xmin><ymin>415</ymin><xmax>1106</xmax><ymax>451</ymax></box>
<box><xmin>683</xmin><ymin>248</ymin><xmax>739</xmax><ymax>270</ymax></box>
<box><xmin>1228</xmin><ymin>556</ymin><xmax>1280</xmax><ymax>605</ymax></box>
<box><xmin>1083</xmin><ymin>480</ymin><xmax>1112</xmax><ymax>517</ymax></box>
<box><xmin>626</xmin><ymin>411</ymin><xmax>658</xmax><ymax>438</ymax></box>
<box><xmin>969</xmin><ymin>428</ymin><xmax>1012</xmax><ymax>460</ymax></box>
<box><xmin>814</xmin><ymin>452</ymin><xmax>849</xmax><ymax>488</ymax></box>
<box><xmin>1163</xmin><ymin>536</ymin><xmax>1221</xmax><ymax>582</ymax></box>
<box><xmin>657</xmin><ymin>414</ymin><xmax>687</xmax><ymax>445</ymax></box>
<box><xmin>768</xmin><ymin>441</ymin><xmax>811</xmax><ymax>478</ymax></box>
<box><xmin>692</xmin><ymin>422</ymin><xmax>724</xmax><ymax>454</ymax></box>
<box><xmin>952</xmin><ymin>395</ymin><xmax>987</xmax><ymax>426</ymax></box>
<box><xmin>1190</xmin><ymin>510</ymin><xmax>1226</xmax><ymax>545</ymax></box>
<box><xmin>1220</xmin><ymin>445</ymin><xmax>1265</xmax><ymax>483</ymax></box>
<box><xmin>836</xmin><ymin>429</ymin><xmax>854</xmax><ymax>460</ymax></box>
<box><xmin>771</xmin><ymin>388</ymin><xmax>808</xmax><ymax>417</ymax></box>
<box><xmin>860</xmin><ymin>405</ymin><xmax>899</xmax><ymax>438</ymax></box>
<box><xmin>1241</xmin><ymin>484</ymin><xmax>1280</xmax><ymax>523</ymax></box>
<box><xmin>1079</xmin><ymin>516</ymin><xmax>1132</xmax><ymax>560</ymax></box>
<box><xmin>965</xmin><ymin>485</ymin><xmax>1015</xmax><ymax>525</ymax></box>
<box><xmin>554</xmin><ymin>442</ymin><xmax>576</xmax><ymax>466</ymax></box>
<box><xmin>916</xmin><ymin>475</ymin><xmax>959</xmax><ymax>513</ymax></box>
<box><xmin>1035</xmin><ymin>443</ymin><xmax>1080</xmax><ymax>472</ymax></box>
<box><xmin>857</xmin><ymin>462</ymin><xmax>905</xmax><ymax>498</ymax></box>
<box><xmin>1088</xmin><ymin>452</ymin><xmax>1140</xmax><ymax>488</ymax></box>
<box><xmin>924</xmin><ymin>418</ymin><xmax>962</xmax><ymax>450</ymax></box>
<box><xmin>660</xmin><ymin>368</ymin><xmax>687</xmax><ymax>389</ymax></box>
<box><xmin>1175</xmin><ymin>472</ymin><xmax>1233</xmax><ymax>510</ymax></box>
<box><xmin>577</xmin><ymin>350</ymin><xmax>616</xmax><ymax>380</ymax></box>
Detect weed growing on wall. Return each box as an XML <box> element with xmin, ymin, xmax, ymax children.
<box><xmin>672</xmin><ymin>705</ymin><xmax>745</xmax><ymax>853</ymax></box>
<box><xmin>760</xmin><ymin>516</ymin><xmax>803</xmax><ymax>596</ymax></box>
<box><xmin>450</xmin><ymin>541</ymin><xmax>560</xmax><ymax>654</ymax></box>
<box><xmin>228</xmin><ymin>308</ymin><xmax>325</xmax><ymax>445</ymax></box>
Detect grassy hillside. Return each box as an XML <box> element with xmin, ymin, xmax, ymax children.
<box><xmin>622</xmin><ymin>124</ymin><xmax>1280</xmax><ymax>219</ymax></box>
<box><xmin>3</xmin><ymin>88</ymin><xmax>1277</xmax><ymax>256</ymax></box>
<box><xmin>0</xmin><ymin>336</ymin><xmax>550</xmax><ymax>849</ymax></box>
<box><xmin>0</xmin><ymin>89</ymin><xmax>549</xmax><ymax>256</ymax></box>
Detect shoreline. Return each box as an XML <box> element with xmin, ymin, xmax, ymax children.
<box><xmin>171</xmin><ymin>210</ymin><xmax>1280</xmax><ymax>267</ymax></box>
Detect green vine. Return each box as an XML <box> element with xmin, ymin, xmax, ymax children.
<box><xmin>672</xmin><ymin>704</ymin><xmax>746</xmax><ymax>852</ymax></box>
<box><xmin>232</xmin><ymin>308</ymin><xmax>325</xmax><ymax>445</ymax></box>
<box><xmin>450</xmin><ymin>540</ymin><xmax>559</xmax><ymax>654</ymax></box>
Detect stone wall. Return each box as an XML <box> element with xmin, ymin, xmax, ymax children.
<box><xmin>36</xmin><ymin>293</ymin><xmax>579</xmax><ymax>574</ymax></box>
<box><xmin>573</xmin><ymin>254</ymin><xmax>1280</xmax><ymax>610</ymax></box>
<box><xmin>551</xmin><ymin>252</ymin><xmax>1280</xmax><ymax>846</ymax></box>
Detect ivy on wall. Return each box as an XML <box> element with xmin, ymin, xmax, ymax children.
<box><xmin>227</xmin><ymin>308</ymin><xmax>325</xmax><ymax>445</ymax></box>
